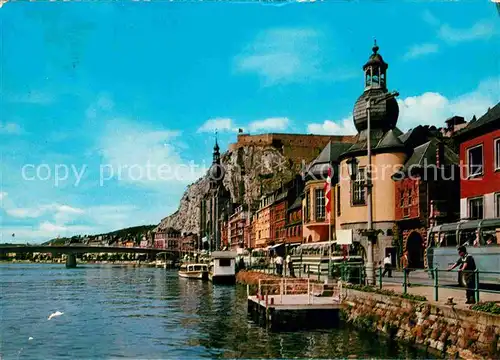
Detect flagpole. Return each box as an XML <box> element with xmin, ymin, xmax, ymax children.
<box><xmin>326</xmin><ymin>165</ymin><xmax>332</xmax><ymax>282</ymax></box>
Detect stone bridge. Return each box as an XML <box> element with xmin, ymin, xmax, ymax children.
<box><xmin>0</xmin><ymin>245</ymin><xmax>179</xmax><ymax>268</ymax></box>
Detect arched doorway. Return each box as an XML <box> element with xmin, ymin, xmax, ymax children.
<box><xmin>406</xmin><ymin>232</ymin><xmax>424</xmax><ymax>269</ymax></box>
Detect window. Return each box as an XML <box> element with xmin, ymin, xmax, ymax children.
<box><xmin>496</xmin><ymin>193</ymin><xmax>500</xmax><ymax>218</ymax></box>
<box><xmin>400</xmin><ymin>190</ymin><xmax>405</xmax><ymax>207</ymax></box>
<box><xmin>495</xmin><ymin>139</ymin><xmax>500</xmax><ymax>171</ymax></box>
<box><xmin>315</xmin><ymin>188</ymin><xmax>325</xmax><ymax>221</ymax></box>
<box><xmin>467</xmin><ymin>145</ymin><xmax>483</xmax><ymax>177</ymax></box>
<box><xmin>408</xmin><ymin>189</ymin><xmax>413</xmax><ymax>206</ymax></box>
<box><xmin>352</xmin><ymin>168</ymin><xmax>366</xmax><ymax>205</ymax></box>
<box><xmin>468</xmin><ymin>197</ymin><xmax>484</xmax><ymax>220</ymax></box>
<box><xmin>219</xmin><ymin>258</ymin><xmax>231</xmax><ymax>267</ymax></box>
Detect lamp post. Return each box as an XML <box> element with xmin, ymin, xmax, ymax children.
<box><xmin>347</xmin><ymin>91</ymin><xmax>399</xmax><ymax>286</ymax></box>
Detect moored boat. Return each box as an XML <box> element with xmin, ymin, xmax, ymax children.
<box><xmin>178</xmin><ymin>263</ymin><xmax>209</xmax><ymax>280</ymax></box>
<box><xmin>208</xmin><ymin>251</ymin><xmax>237</xmax><ymax>285</ymax></box>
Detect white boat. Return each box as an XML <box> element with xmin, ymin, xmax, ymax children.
<box><xmin>208</xmin><ymin>251</ymin><xmax>237</xmax><ymax>285</ymax></box>
<box><xmin>178</xmin><ymin>263</ymin><xmax>209</xmax><ymax>280</ymax></box>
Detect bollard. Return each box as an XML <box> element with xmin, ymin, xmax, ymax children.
<box><xmin>433</xmin><ymin>267</ymin><xmax>439</xmax><ymax>301</ymax></box>
<box><xmin>474</xmin><ymin>269</ymin><xmax>480</xmax><ymax>304</ymax></box>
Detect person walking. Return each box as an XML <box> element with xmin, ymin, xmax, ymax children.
<box><xmin>401</xmin><ymin>250</ymin><xmax>411</xmax><ymax>287</ymax></box>
<box><xmin>275</xmin><ymin>255</ymin><xmax>284</xmax><ymax>276</ymax></box>
<box><xmin>286</xmin><ymin>254</ymin><xmax>295</xmax><ymax>277</ymax></box>
<box><xmin>447</xmin><ymin>245</ymin><xmax>477</xmax><ymax>304</ymax></box>
<box><xmin>382</xmin><ymin>254</ymin><xmax>392</xmax><ymax>278</ymax></box>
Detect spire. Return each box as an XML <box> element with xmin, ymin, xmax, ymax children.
<box><xmin>363</xmin><ymin>39</ymin><xmax>388</xmax><ymax>90</ymax></box>
<box><xmin>212</xmin><ymin>130</ymin><xmax>220</xmax><ymax>163</ymax></box>
<box><xmin>372</xmin><ymin>38</ymin><xmax>379</xmax><ymax>54</ymax></box>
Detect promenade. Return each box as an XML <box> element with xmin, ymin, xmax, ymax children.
<box><xmin>254</xmin><ymin>267</ymin><xmax>500</xmax><ymax>309</ymax></box>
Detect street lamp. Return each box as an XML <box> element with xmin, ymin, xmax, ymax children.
<box><xmin>364</xmin><ymin>90</ymin><xmax>399</xmax><ymax>285</ymax></box>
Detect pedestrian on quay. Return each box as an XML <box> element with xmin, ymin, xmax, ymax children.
<box><xmin>447</xmin><ymin>245</ymin><xmax>477</xmax><ymax>304</ymax></box>
<box><xmin>382</xmin><ymin>254</ymin><xmax>392</xmax><ymax>278</ymax></box>
<box><xmin>401</xmin><ymin>250</ymin><xmax>411</xmax><ymax>287</ymax></box>
<box><xmin>286</xmin><ymin>254</ymin><xmax>295</xmax><ymax>277</ymax></box>
<box><xmin>275</xmin><ymin>254</ymin><xmax>283</xmax><ymax>276</ymax></box>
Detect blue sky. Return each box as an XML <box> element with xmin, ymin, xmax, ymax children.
<box><xmin>1</xmin><ymin>1</ymin><xmax>499</xmax><ymax>243</ymax></box>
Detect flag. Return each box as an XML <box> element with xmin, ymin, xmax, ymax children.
<box><xmin>324</xmin><ymin>166</ymin><xmax>332</xmax><ymax>217</ymax></box>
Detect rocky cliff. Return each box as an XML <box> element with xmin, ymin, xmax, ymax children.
<box><xmin>156</xmin><ymin>144</ymin><xmax>308</xmax><ymax>234</ymax></box>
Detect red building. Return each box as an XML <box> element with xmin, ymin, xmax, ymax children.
<box><xmin>180</xmin><ymin>233</ymin><xmax>197</xmax><ymax>254</ymax></box>
<box><xmin>393</xmin><ymin>132</ymin><xmax>460</xmax><ymax>269</ymax></box>
<box><xmin>456</xmin><ymin>103</ymin><xmax>500</xmax><ymax>220</ymax></box>
<box><xmin>271</xmin><ymin>188</ymin><xmax>287</xmax><ymax>244</ymax></box>
<box><xmin>228</xmin><ymin>205</ymin><xmax>247</xmax><ymax>251</ymax></box>
<box><xmin>284</xmin><ymin>175</ymin><xmax>305</xmax><ymax>244</ymax></box>
<box><xmin>154</xmin><ymin>227</ymin><xmax>181</xmax><ymax>251</ymax></box>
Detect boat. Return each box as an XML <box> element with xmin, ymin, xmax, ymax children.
<box><xmin>178</xmin><ymin>263</ymin><xmax>209</xmax><ymax>280</ymax></box>
<box><xmin>208</xmin><ymin>251</ymin><xmax>237</xmax><ymax>285</ymax></box>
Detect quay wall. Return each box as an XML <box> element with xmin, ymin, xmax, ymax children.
<box><xmin>343</xmin><ymin>289</ymin><xmax>500</xmax><ymax>360</ymax></box>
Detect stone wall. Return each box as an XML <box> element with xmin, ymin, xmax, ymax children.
<box><xmin>343</xmin><ymin>289</ymin><xmax>500</xmax><ymax>360</ymax></box>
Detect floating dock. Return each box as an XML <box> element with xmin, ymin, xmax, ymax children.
<box><xmin>247</xmin><ymin>279</ymin><xmax>343</xmax><ymax>331</ymax></box>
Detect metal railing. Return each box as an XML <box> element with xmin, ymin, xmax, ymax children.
<box><xmin>248</xmin><ymin>262</ymin><xmax>500</xmax><ymax>303</ymax></box>
<box><xmin>248</xmin><ymin>278</ymin><xmax>342</xmax><ymax>307</ymax></box>
<box><xmin>376</xmin><ymin>267</ymin><xmax>500</xmax><ymax>303</ymax></box>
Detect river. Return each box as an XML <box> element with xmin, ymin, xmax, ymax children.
<box><xmin>0</xmin><ymin>263</ymin><xmax>434</xmax><ymax>359</ymax></box>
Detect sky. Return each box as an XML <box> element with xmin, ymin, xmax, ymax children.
<box><xmin>1</xmin><ymin>1</ymin><xmax>499</xmax><ymax>244</ymax></box>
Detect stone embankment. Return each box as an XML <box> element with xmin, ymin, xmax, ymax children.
<box><xmin>343</xmin><ymin>288</ymin><xmax>500</xmax><ymax>360</ymax></box>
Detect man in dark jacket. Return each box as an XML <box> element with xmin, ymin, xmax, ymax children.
<box><xmin>447</xmin><ymin>246</ymin><xmax>477</xmax><ymax>304</ymax></box>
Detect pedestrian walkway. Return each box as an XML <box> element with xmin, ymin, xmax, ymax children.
<box><xmin>379</xmin><ymin>283</ymin><xmax>500</xmax><ymax>309</ymax></box>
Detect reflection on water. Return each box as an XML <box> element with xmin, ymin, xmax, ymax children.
<box><xmin>0</xmin><ymin>264</ymin><xmax>434</xmax><ymax>359</ymax></box>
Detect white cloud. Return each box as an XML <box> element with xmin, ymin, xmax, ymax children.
<box><xmin>438</xmin><ymin>20</ymin><xmax>497</xmax><ymax>43</ymax></box>
<box><xmin>397</xmin><ymin>77</ymin><xmax>500</xmax><ymax>131</ymax></box>
<box><xmin>248</xmin><ymin>117</ymin><xmax>290</xmax><ymax>132</ymax></box>
<box><xmin>234</xmin><ymin>27</ymin><xmax>355</xmax><ymax>86</ymax></box>
<box><xmin>99</xmin><ymin>118</ymin><xmax>206</xmax><ymax>187</ymax></box>
<box><xmin>6</xmin><ymin>203</ymin><xmax>84</xmax><ymax>222</ymax></box>
<box><xmin>306</xmin><ymin>116</ymin><xmax>357</xmax><ymax>135</ymax></box>
<box><xmin>1</xmin><ymin>202</ymin><xmax>146</xmax><ymax>243</ymax></box>
<box><xmin>402</xmin><ymin>43</ymin><xmax>439</xmax><ymax>61</ymax></box>
<box><xmin>197</xmin><ymin>118</ymin><xmax>237</xmax><ymax>133</ymax></box>
<box><xmin>0</xmin><ymin>122</ymin><xmax>24</xmax><ymax>134</ymax></box>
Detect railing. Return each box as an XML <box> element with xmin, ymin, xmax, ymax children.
<box><xmin>376</xmin><ymin>267</ymin><xmax>500</xmax><ymax>303</ymax></box>
<box><xmin>248</xmin><ymin>278</ymin><xmax>342</xmax><ymax>306</ymax></box>
<box><xmin>248</xmin><ymin>262</ymin><xmax>500</xmax><ymax>303</ymax></box>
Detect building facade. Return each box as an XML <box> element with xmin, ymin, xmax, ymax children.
<box><xmin>456</xmin><ymin>103</ymin><xmax>500</xmax><ymax>220</ymax></box>
<box><xmin>271</xmin><ymin>188</ymin><xmax>288</xmax><ymax>244</ymax></box>
<box><xmin>393</xmin><ymin>136</ymin><xmax>460</xmax><ymax>268</ymax></box>
<box><xmin>285</xmin><ymin>175</ymin><xmax>305</xmax><ymax>244</ymax></box>
<box><xmin>228</xmin><ymin>205</ymin><xmax>247</xmax><ymax>251</ymax></box>
<box><xmin>254</xmin><ymin>194</ymin><xmax>274</xmax><ymax>248</ymax></box>
<box><xmin>303</xmin><ymin>141</ymin><xmax>351</xmax><ymax>243</ymax></box>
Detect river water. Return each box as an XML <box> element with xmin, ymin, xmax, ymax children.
<box><xmin>0</xmin><ymin>264</ymin><xmax>434</xmax><ymax>359</ymax></box>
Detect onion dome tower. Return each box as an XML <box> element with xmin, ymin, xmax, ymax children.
<box><xmin>343</xmin><ymin>40</ymin><xmax>405</xmax><ymax>156</ymax></box>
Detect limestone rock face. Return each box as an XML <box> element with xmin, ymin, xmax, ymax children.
<box><xmin>156</xmin><ymin>145</ymin><xmax>300</xmax><ymax>235</ymax></box>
